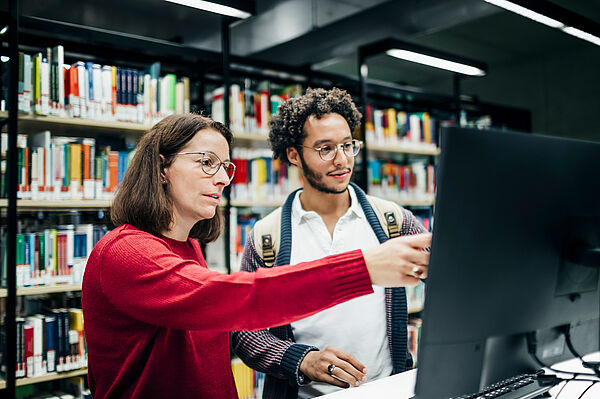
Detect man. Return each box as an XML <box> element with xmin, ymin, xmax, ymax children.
<box><xmin>231</xmin><ymin>87</ymin><xmax>430</xmax><ymax>399</ymax></box>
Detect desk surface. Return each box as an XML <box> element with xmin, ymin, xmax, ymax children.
<box><xmin>319</xmin><ymin>353</ymin><xmax>600</xmax><ymax>399</ymax></box>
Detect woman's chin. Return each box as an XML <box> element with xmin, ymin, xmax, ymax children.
<box><xmin>198</xmin><ymin>207</ymin><xmax>217</xmax><ymax>221</ymax></box>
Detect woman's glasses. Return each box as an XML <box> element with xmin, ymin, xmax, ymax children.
<box><xmin>301</xmin><ymin>139</ymin><xmax>362</xmax><ymax>161</ymax></box>
<box><xmin>175</xmin><ymin>151</ymin><xmax>236</xmax><ymax>181</ymax></box>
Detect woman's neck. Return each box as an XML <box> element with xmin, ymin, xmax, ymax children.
<box><xmin>161</xmin><ymin>214</ymin><xmax>192</xmax><ymax>242</ymax></box>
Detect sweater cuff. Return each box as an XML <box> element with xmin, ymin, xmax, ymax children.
<box><xmin>326</xmin><ymin>249</ymin><xmax>374</xmax><ymax>304</ymax></box>
<box><xmin>281</xmin><ymin>344</ymin><xmax>319</xmax><ymax>386</ymax></box>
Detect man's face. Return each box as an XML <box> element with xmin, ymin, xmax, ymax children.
<box><xmin>287</xmin><ymin>113</ymin><xmax>354</xmax><ymax>194</ymax></box>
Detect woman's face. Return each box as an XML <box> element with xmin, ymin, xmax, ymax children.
<box><xmin>163</xmin><ymin>128</ymin><xmax>231</xmax><ymax>228</ymax></box>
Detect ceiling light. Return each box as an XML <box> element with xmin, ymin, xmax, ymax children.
<box><xmin>386</xmin><ymin>49</ymin><xmax>486</xmax><ymax>76</ymax></box>
<box><xmin>562</xmin><ymin>27</ymin><xmax>600</xmax><ymax>46</ymax></box>
<box><xmin>484</xmin><ymin>0</ymin><xmax>600</xmax><ymax>47</ymax></box>
<box><xmin>165</xmin><ymin>0</ymin><xmax>253</xmax><ymax>19</ymax></box>
<box><xmin>484</xmin><ymin>0</ymin><xmax>564</xmax><ymax>28</ymax></box>
<box><xmin>361</xmin><ymin>39</ymin><xmax>487</xmax><ymax>77</ymax></box>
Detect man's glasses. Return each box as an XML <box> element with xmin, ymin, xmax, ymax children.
<box><xmin>175</xmin><ymin>151</ymin><xmax>236</xmax><ymax>182</ymax></box>
<box><xmin>301</xmin><ymin>139</ymin><xmax>362</xmax><ymax>161</ymax></box>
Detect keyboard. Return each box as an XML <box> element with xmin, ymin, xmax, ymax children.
<box><xmin>448</xmin><ymin>371</ymin><xmax>553</xmax><ymax>399</ymax></box>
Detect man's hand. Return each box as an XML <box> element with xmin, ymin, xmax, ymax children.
<box><xmin>299</xmin><ymin>346</ymin><xmax>367</xmax><ymax>388</ymax></box>
<box><xmin>363</xmin><ymin>233</ymin><xmax>431</xmax><ymax>287</ymax></box>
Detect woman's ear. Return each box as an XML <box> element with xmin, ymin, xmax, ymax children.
<box><xmin>159</xmin><ymin>154</ymin><xmax>168</xmax><ymax>184</ymax></box>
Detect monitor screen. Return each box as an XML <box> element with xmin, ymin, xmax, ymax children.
<box><xmin>414</xmin><ymin>127</ymin><xmax>600</xmax><ymax>398</ymax></box>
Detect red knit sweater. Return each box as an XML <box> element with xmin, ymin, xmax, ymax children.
<box><xmin>82</xmin><ymin>224</ymin><xmax>373</xmax><ymax>399</ymax></box>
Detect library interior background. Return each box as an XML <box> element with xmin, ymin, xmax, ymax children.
<box><xmin>0</xmin><ymin>0</ymin><xmax>599</xmax><ymax>398</ymax></box>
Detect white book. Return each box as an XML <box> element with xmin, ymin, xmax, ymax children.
<box><xmin>92</xmin><ymin>64</ymin><xmax>103</xmax><ymax>120</ymax></box>
<box><xmin>175</xmin><ymin>81</ymin><xmax>184</xmax><ymax>114</ymax></box>
<box><xmin>102</xmin><ymin>65</ymin><xmax>113</xmax><ymax>121</ymax></box>
<box><xmin>29</xmin><ymin>130</ymin><xmax>53</xmax><ymax>199</ymax></box>
<box><xmin>76</xmin><ymin>62</ymin><xmax>87</xmax><ymax>118</ymax></box>
<box><xmin>26</xmin><ymin>316</ymin><xmax>44</xmax><ymax>376</ymax></box>
<box><xmin>55</xmin><ymin>45</ymin><xmax>65</xmax><ymax>116</ymax></box>
<box><xmin>40</xmin><ymin>58</ymin><xmax>50</xmax><ymax>115</ymax></box>
<box><xmin>23</xmin><ymin>53</ymin><xmax>32</xmax><ymax>113</ymax></box>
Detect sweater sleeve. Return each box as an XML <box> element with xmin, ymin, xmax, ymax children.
<box><xmin>231</xmin><ymin>230</ymin><xmax>317</xmax><ymax>385</ymax></box>
<box><xmin>94</xmin><ymin>229</ymin><xmax>373</xmax><ymax>332</ymax></box>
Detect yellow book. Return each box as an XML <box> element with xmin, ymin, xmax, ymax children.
<box><xmin>423</xmin><ymin>112</ymin><xmax>431</xmax><ymax>143</ymax></box>
<box><xmin>69</xmin><ymin>308</ymin><xmax>84</xmax><ymax>331</ymax></box>
<box><xmin>385</xmin><ymin>108</ymin><xmax>397</xmax><ymax>141</ymax></box>
<box><xmin>34</xmin><ymin>54</ymin><xmax>42</xmax><ymax>114</ymax></box>
<box><xmin>70</xmin><ymin>143</ymin><xmax>82</xmax><ymax>199</ymax></box>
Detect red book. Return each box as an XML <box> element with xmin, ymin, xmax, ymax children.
<box><xmin>24</xmin><ymin>325</ymin><xmax>34</xmax><ymax>377</ymax></box>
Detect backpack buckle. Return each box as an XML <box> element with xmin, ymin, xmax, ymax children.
<box><xmin>262</xmin><ymin>234</ymin><xmax>275</xmax><ymax>267</ymax></box>
<box><xmin>385</xmin><ymin>211</ymin><xmax>400</xmax><ymax>238</ymax></box>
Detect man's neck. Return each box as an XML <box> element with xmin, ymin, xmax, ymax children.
<box><xmin>299</xmin><ymin>184</ymin><xmax>351</xmax><ymax>219</ymax></box>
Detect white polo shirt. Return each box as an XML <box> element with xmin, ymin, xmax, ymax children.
<box><xmin>290</xmin><ymin>186</ymin><xmax>393</xmax><ymax>398</ymax></box>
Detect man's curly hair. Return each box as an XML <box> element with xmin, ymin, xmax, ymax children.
<box><xmin>269</xmin><ymin>87</ymin><xmax>362</xmax><ymax>164</ymax></box>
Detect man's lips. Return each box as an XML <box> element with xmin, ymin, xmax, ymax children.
<box><xmin>328</xmin><ymin>169</ymin><xmax>351</xmax><ymax>177</ymax></box>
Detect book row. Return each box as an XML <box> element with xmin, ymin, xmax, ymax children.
<box><xmin>13</xmin><ymin>46</ymin><xmax>189</xmax><ymax>124</ymax></box>
<box><xmin>368</xmin><ymin>159</ymin><xmax>436</xmax><ymax>203</ymax></box>
<box><xmin>211</xmin><ymin>82</ymin><xmax>302</xmax><ymax>135</ymax></box>
<box><xmin>2</xmin><ymin>132</ymin><xmax>134</xmax><ymax>200</ymax></box>
<box><xmin>3</xmin><ymin>308</ymin><xmax>86</xmax><ymax>380</ymax></box>
<box><xmin>3</xmin><ymin>224</ymin><xmax>108</xmax><ymax>289</ymax></box>
<box><xmin>231</xmin><ymin>148</ymin><xmax>302</xmax><ymax>203</ymax></box>
<box><xmin>365</xmin><ymin>106</ymin><xmax>439</xmax><ymax>149</ymax></box>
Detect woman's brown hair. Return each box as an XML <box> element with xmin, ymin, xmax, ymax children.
<box><xmin>110</xmin><ymin>113</ymin><xmax>233</xmax><ymax>243</ymax></box>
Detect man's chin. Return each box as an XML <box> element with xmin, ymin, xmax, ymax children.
<box><xmin>311</xmin><ymin>181</ymin><xmax>349</xmax><ymax>195</ymax></box>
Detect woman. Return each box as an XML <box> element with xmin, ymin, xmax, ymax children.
<box><xmin>82</xmin><ymin>113</ymin><xmax>430</xmax><ymax>399</ymax></box>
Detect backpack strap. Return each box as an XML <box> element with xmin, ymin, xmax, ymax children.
<box><xmin>366</xmin><ymin>194</ymin><xmax>404</xmax><ymax>239</ymax></box>
<box><xmin>252</xmin><ymin>207</ymin><xmax>283</xmax><ymax>268</ymax></box>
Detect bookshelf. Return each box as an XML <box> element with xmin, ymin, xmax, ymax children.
<box><xmin>367</xmin><ymin>143</ymin><xmax>441</xmax><ymax>156</ymax></box>
<box><xmin>0</xmin><ymin>284</ymin><xmax>82</xmax><ymax>298</ymax></box>
<box><xmin>0</xmin><ymin>111</ymin><xmax>151</xmax><ymax>132</ymax></box>
<box><xmin>0</xmin><ymin>368</ymin><xmax>88</xmax><ymax>389</ymax></box>
<box><xmin>0</xmin><ymin>12</ymin><xmax>213</xmax><ymax>396</ymax></box>
<box><xmin>0</xmin><ymin>199</ymin><xmax>111</xmax><ymax>210</ymax></box>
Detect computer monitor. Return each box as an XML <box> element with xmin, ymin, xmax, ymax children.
<box><xmin>414</xmin><ymin>127</ymin><xmax>600</xmax><ymax>398</ymax></box>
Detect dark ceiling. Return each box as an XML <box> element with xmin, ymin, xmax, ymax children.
<box><xmin>13</xmin><ymin>0</ymin><xmax>600</xmax><ymax>86</ymax></box>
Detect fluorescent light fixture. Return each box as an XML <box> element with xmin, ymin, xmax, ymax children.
<box><xmin>386</xmin><ymin>49</ymin><xmax>486</xmax><ymax>76</ymax></box>
<box><xmin>0</xmin><ymin>25</ymin><xmax>8</xmax><ymax>35</ymax></box>
<box><xmin>485</xmin><ymin>0</ymin><xmax>600</xmax><ymax>47</ymax></box>
<box><xmin>562</xmin><ymin>26</ymin><xmax>600</xmax><ymax>46</ymax></box>
<box><xmin>165</xmin><ymin>0</ymin><xmax>252</xmax><ymax>19</ymax></box>
<box><xmin>484</xmin><ymin>0</ymin><xmax>564</xmax><ymax>28</ymax></box>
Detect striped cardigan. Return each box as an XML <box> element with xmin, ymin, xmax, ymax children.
<box><xmin>231</xmin><ymin>183</ymin><xmax>426</xmax><ymax>399</ymax></box>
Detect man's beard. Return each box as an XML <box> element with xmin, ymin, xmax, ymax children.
<box><xmin>299</xmin><ymin>152</ymin><xmax>351</xmax><ymax>194</ymax></box>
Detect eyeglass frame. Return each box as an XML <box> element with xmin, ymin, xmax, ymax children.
<box><xmin>174</xmin><ymin>151</ymin><xmax>237</xmax><ymax>182</ymax></box>
<box><xmin>300</xmin><ymin>139</ymin><xmax>362</xmax><ymax>161</ymax></box>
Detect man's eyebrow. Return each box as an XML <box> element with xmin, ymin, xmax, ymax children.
<box><xmin>311</xmin><ymin>136</ymin><xmax>352</xmax><ymax>146</ymax></box>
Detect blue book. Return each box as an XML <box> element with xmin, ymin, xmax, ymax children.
<box><xmin>44</xmin><ymin>315</ymin><xmax>57</xmax><ymax>372</ymax></box>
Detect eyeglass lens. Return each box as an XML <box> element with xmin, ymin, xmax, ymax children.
<box><xmin>201</xmin><ymin>153</ymin><xmax>236</xmax><ymax>180</ymax></box>
<box><xmin>320</xmin><ymin>140</ymin><xmax>360</xmax><ymax>160</ymax></box>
